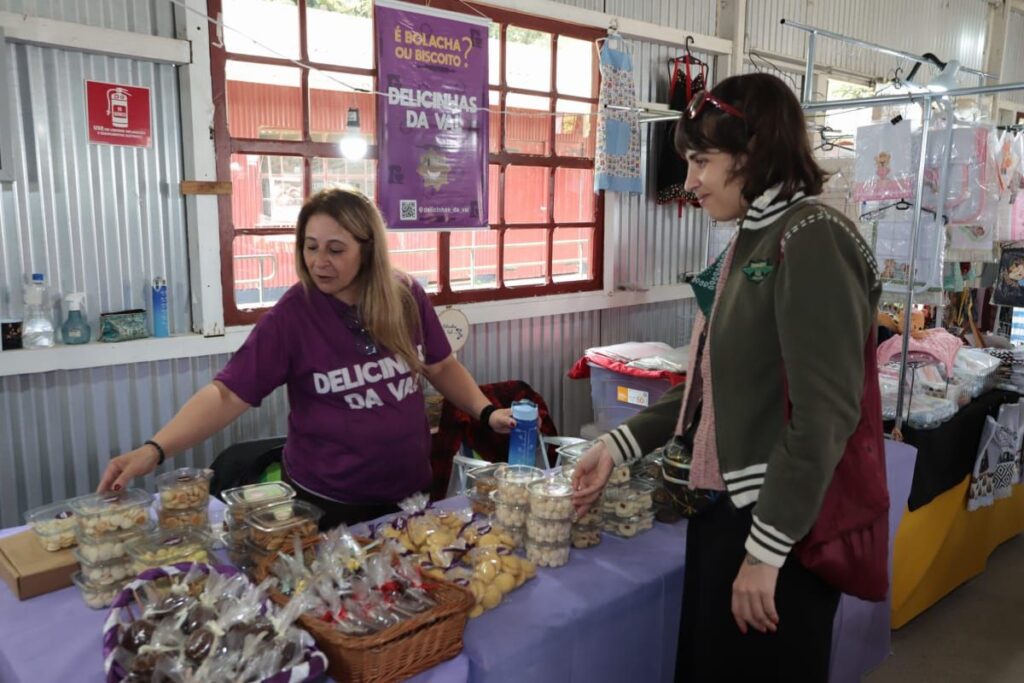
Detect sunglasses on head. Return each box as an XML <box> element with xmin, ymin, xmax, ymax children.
<box><xmin>686</xmin><ymin>90</ymin><xmax>746</xmax><ymax>121</ymax></box>
<box><xmin>342</xmin><ymin>307</ymin><xmax>378</xmax><ymax>356</ymax></box>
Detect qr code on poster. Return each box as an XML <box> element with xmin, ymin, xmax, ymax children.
<box><xmin>399</xmin><ymin>200</ymin><xmax>417</xmax><ymax>221</ymax></box>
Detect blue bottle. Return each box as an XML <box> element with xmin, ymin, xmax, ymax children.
<box><xmin>152</xmin><ymin>277</ymin><xmax>169</xmax><ymax>338</ymax></box>
<box><xmin>508</xmin><ymin>399</ymin><xmax>540</xmax><ymax>467</ymax></box>
<box><xmin>61</xmin><ymin>292</ymin><xmax>91</xmax><ymax>345</ymax></box>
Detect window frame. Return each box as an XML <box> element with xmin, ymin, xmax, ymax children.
<box><xmin>210</xmin><ymin>0</ymin><xmax>603</xmax><ymax>324</ymax></box>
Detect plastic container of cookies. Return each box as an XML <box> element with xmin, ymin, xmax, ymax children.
<box><xmin>156</xmin><ymin>467</ymin><xmax>212</xmax><ymax>510</ymax></box>
<box><xmin>76</xmin><ymin>521</ymin><xmax>154</xmax><ymax>563</ymax></box>
<box><xmin>526</xmin><ymin>516</ymin><xmax>572</xmax><ymax>544</ymax></box>
<box><xmin>25</xmin><ymin>500</ymin><xmax>78</xmax><ymax>552</ymax></box>
<box><xmin>495</xmin><ymin>465</ymin><xmax>544</xmax><ymax>505</ymax></box>
<box><xmin>246</xmin><ymin>499</ymin><xmax>323</xmax><ymax>553</ymax></box>
<box><xmin>73</xmin><ymin>549</ymin><xmax>134</xmax><ymax>587</ymax></box>
<box><xmin>70</xmin><ymin>489</ymin><xmax>153</xmax><ymax>539</ymax></box>
<box><xmin>71</xmin><ymin>571</ymin><xmax>127</xmax><ymax>610</ymax></box>
<box><xmin>601</xmin><ymin>510</ymin><xmax>655</xmax><ymax>538</ymax></box>
<box><xmin>124</xmin><ymin>528</ymin><xmax>212</xmax><ymax>574</ymax></box>
<box><xmin>490</xmin><ymin>490</ymin><xmax>528</xmax><ymax>528</ymax></box>
<box><xmin>157</xmin><ymin>502</ymin><xmax>210</xmax><ymax>531</ymax></box>
<box><xmin>221</xmin><ymin>481</ymin><xmax>296</xmax><ymax>527</ymax></box>
<box><xmin>527</xmin><ymin>476</ymin><xmax>574</xmax><ymax>520</ymax></box>
<box><xmin>571</xmin><ymin>524</ymin><xmax>602</xmax><ymax>548</ymax></box>
<box><xmin>466</xmin><ymin>464</ymin><xmax>501</xmax><ymax>515</ymax></box>
<box><xmin>524</xmin><ymin>539</ymin><xmax>570</xmax><ymax>568</ymax></box>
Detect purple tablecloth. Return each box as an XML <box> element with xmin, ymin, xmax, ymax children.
<box><xmin>0</xmin><ymin>441</ymin><xmax>916</xmax><ymax>683</ymax></box>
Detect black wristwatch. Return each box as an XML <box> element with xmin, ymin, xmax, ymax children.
<box><xmin>478</xmin><ymin>404</ymin><xmax>497</xmax><ymax>432</ymax></box>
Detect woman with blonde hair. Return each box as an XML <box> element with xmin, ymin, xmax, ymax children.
<box><xmin>100</xmin><ymin>188</ymin><xmax>513</xmax><ymax>527</ymax></box>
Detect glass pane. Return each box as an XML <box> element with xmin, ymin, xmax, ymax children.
<box><xmin>489</xmin><ymin>90</ymin><xmax>501</xmax><ymax>153</ymax></box>
<box><xmin>488</xmin><ymin>164</ymin><xmax>500</xmax><ymax>224</ymax></box>
<box><xmin>226</xmin><ymin>62</ymin><xmax>302</xmax><ymax>140</ymax></box>
<box><xmin>553</xmin><ymin>168</ymin><xmax>595</xmax><ymax>223</ymax></box>
<box><xmin>504</xmin><ymin>166</ymin><xmax>549</xmax><ymax>224</ymax></box>
<box><xmin>231</xmin><ymin>154</ymin><xmax>305</xmax><ymax>230</ymax></box>
<box><xmin>506</xmin><ymin>27</ymin><xmax>551</xmax><ymax>91</ymax></box>
<box><xmin>233</xmin><ymin>234</ymin><xmax>299</xmax><ymax>310</ymax></box>
<box><xmin>309</xmin><ymin>72</ymin><xmax>375</xmax><ymax>145</ymax></box>
<box><xmin>223</xmin><ymin>0</ymin><xmax>299</xmax><ymax>59</ymax></box>
<box><xmin>505</xmin><ymin>93</ymin><xmax>550</xmax><ymax>155</ymax></box>
<box><xmin>311</xmin><ymin>157</ymin><xmax>376</xmax><ymax>200</ymax></box>
<box><xmin>307</xmin><ymin>0</ymin><xmax>373</xmax><ymax>68</ymax></box>
<box><xmin>552</xmin><ymin>227</ymin><xmax>593</xmax><ymax>282</ymax></box>
<box><xmin>450</xmin><ymin>229</ymin><xmax>499</xmax><ymax>291</ymax></box>
<box><xmin>387</xmin><ymin>231</ymin><xmax>439</xmax><ymax>293</ymax></box>
<box><xmin>489</xmin><ymin>24</ymin><xmax>501</xmax><ymax>86</ymax></box>
<box><xmin>503</xmin><ymin>228</ymin><xmax>548</xmax><ymax>286</ymax></box>
<box><xmin>556</xmin><ymin>36</ymin><xmax>594</xmax><ymax>98</ymax></box>
<box><xmin>555</xmin><ymin>99</ymin><xmax>595</xmax><ymax>158</ymax></box>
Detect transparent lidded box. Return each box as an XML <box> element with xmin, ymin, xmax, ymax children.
<box><xmin>124</xmin><ymin>527</ymin><xmax>212</xmax><ymax>573</ymax></box>
<box><xmin>24</xmin><ymin>499</ymin><xmax>79</xmax><ymax>552</ymax></box>
<box><xmin>156</xmin><ymin>467</ymin><xmax>213</xmax><ymax>510</ymax></box>
<box><xmin>70</xmin><ymin>489</ymin><xmax>153</xmax><ymax>538</ymax></box>
<box><xmin>246</xmin><ymin>499</ymin><xmax>323</xmax><ymax>552</ymax></box>
<box><xmin>221</xmin><ymin>481</ymin><xmax>296</xmax><ymax>527</ymax></box>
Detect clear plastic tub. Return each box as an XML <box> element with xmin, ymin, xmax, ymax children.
<box><xmin>466</xmin><ymin>464</ymin><xmax>501</xmax><ymax>512</ymax></box>
<box><xmin>601</xmin><ymin>510</ymin><xmax>655</xmax><ymax>538</ymax></box>
<box><xmin>76</xmin><ymin>521</ymin><xmax>154</xmax><ymax>563</ymax></box>
<box><xmin>598</xmin><ymin>482</ymin><xmax>652</xmax><ymax>519</ymax></box>
<box><xmin>124</xmin><ymin>528</ymin><xmax>212</xmax><ymax>574</ymax></box>
<box><xmin>157</xmin><ymin>503</ymin><xmax>209</xmax><ymax>531</ymax></box>
<box><xmin>24</xmin><ymin>500</ymin><xmax>78</xmax><ymax>552</ymax></box>
<box><xmin>70</xmin><ymin>489</ymin><xmax>153</xmax><ymax>538</ymax></box>
<box><xmin>246</xmin><ymin>499</ymin><xmax>323</xmax><ymax>553</ymax></box>
<box><xmin>220</xmin><ymin>481</ymin><xmax>295</xmax><ymax>527</ymax></box>
<box><xmin>526</xmin><ymin>516</ymin><xmax>572</xmax><ymax>543</ymax></box>
<box><xmin>588</xmin><ymin>363</ymin><xmax>673</xmax><ymax>432</ymax></box>
<box><xmin>156</xmin><ymin>467</ymin><xmax>213</xmax><ymax>510</ymax></box>
<box><xmin>491</xmin><ymin>490</ymin><xmax>528</xmax><ymax>527</ymax></box>
<box><xmin>527</xmin><ymin>476</ymin><xmax>574</xmax><ymax>520</ymax></box>
<box><xmin>571</xmin><ymin>524</ymin><xmax>602</xmax><ymax>549</ymax></box>
<box><xmin>495</xmin><ymin>465</ymin><xmax>544</xmax><ymax>505</ymax></box>
<box><xmin>71</xmin><ymin>571</ymin><xmax>127</xmax><ymax>609</ymax></box>
<box><xmin>489</xmin><ymin>523</ymin><xmax>525</xmax><ymax>550</ymax></box>
<box><xmin>73</xmin><ymin>549</ymin><xmax>134</xmax><ymax>586</ymax></box>
<box><xmin>525</xmin><ymin>539</ymin><xmax>570</xmax><ymax>568</ymax></box>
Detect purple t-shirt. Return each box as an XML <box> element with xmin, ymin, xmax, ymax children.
<box><xmin>215</xmin><ymin>280</ymin><xmax>451</xmax><ymax>504</ymax></box>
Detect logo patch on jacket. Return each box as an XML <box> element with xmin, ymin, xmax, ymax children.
<box><xmin>742</xmin><ymin>259</ymin><xmax>775</xmax><ymax>283</ymax></box>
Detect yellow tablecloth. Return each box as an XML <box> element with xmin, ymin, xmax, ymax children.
<box><xmin>891</xmin><ymin>475</ymin><xmax>1024</xmax><ymax>628</ymax></box>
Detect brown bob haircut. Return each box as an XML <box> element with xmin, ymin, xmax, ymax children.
<box><xmin>674</xmin><ymin>72</ymin><xmax>825</xmax><ymax>203</ymax></box>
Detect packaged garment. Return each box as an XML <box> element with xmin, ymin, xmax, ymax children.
<box><xmin>993</xmin><ymin>247</ymin><xmax>1024</xmax><ymax>307</ymax></box>
<box><xmin>870</xmin><ymin>219</ymin><xmax>945</xmax><ymax>294</ymax></box>
<box><xmin>921</xmin><ymin>126</ymin><xmax>997</xmax><ymax>228</ymax></box>
<box><xmin>594</xmin><ymin>34</ymin><xmax>642</xmax><ymax>194</ymax></box>
<box><xmin>994</xmin><ymin>130</ymin><xmax>1023</xmax><ymax>241</ymax></box>
<box><xmin>854</xmin><ymin>120</ymin><xmax>914</xmax><ymax>201</ymax></box>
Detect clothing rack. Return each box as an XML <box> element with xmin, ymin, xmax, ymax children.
<box><xmin>785</xmin><ymin>20</ymin><xmax>1024</xmax><ymax>435</ymax></box>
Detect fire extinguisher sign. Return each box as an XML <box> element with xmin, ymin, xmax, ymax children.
<box><xmin>86</xmin><ymin>80</ymin><xmax>152</xmax><ymax>147</ymax></box>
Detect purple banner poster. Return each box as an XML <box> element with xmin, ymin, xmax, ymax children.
<box><xmin>375</xmin><ymin>0</ymin><xmax>490</xmax><ymax>230</ymax></box>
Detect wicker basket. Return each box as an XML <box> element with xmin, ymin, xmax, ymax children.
<box><xmin>254</xmin><ymin>552</ymin><xmax>474</xmax><ymax>683</ymax></box>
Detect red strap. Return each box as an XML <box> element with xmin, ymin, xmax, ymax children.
<box><xmin>684</xmin><ymin>54</ymin><xmax>693</xmax><ymax>103</ymax></box>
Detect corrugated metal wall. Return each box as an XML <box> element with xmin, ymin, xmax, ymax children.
<box><xmin>0</xmin><ymin>39</ymin><xmax>191</xmax><ymax>335</ymax></box>
<box><xmin>748</xmin><ymin>0</ymin><xmax>989</xmax><ymax>80</ymax></box>
<box><xmin>0</xmin><ymin>0</ymin><xmax>175</xmax><ymax>36</ymax></box>
<box><xmin>1003</xmin><ymin>10</ymin><xmax>1024</xmax><ymax>108</ymax></box>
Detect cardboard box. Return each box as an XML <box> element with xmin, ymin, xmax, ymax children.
<box><xmin>0</xmin><ymin>530</ymin><xmax>78</xmax><ymax>600</ymax></box>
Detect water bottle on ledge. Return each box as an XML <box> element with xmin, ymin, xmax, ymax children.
<box><xmin>22</xmin><ymin>273</ymin><xmax>54</xmax><ymax>349</ymax></box>
<box><xmin>508</xmin><ymin>399</ymin><xmax>540</xmax><ymax>467</ymax></box>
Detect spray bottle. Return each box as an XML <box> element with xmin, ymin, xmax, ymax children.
<box><xmin>61</xmin><ymin>292</ymin><xmax>91</xmax><ymax>345</ymax></box>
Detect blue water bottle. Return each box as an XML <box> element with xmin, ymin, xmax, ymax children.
<box><xmin>151</xmin><ymin>277</ymin><xmax>169</xmax><ymax>338</ymax></box>
<box><xmin>508</xmin><ymin>399</ymin><xmax>540</xmax><ymax>467</ymax></box>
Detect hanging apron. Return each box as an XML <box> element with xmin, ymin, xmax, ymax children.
<box><xmin>594</xmin><ymin>35</ymin><xmax>643</xmax><ymax>194</ymax></box>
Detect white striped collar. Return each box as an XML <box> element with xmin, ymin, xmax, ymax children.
<box><xmin>739</xmin><ymin>185</ymin><xmax>809</xmax><ymax>231</ymax></box>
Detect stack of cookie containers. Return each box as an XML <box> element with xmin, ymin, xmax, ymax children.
<box><xmin>525</xmin><ymin>476</ymin><xmax>574</xmax><ymax>568</ymax></box>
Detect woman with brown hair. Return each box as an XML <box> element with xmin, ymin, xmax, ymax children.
<box><xmin>572</xmin><ymin>73</ymin><xmax>887</xmax><ymax>681</ymax></box>
<box><xmin>99</xmin><ymin>187</ymin><xmax>513</xmax><ymax>527</ymax></box>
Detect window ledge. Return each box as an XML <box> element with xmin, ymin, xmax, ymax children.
<box><xmin>0</xmin><ymin>284</ymin><xmax>693</xmax><ymax>377</ymax></box>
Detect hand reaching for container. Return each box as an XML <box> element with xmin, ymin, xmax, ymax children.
<box><xmin>98</xmin><ymin>446</ymin><xmax>160</xmax><ymax>492</ymax></box>
<box><xmin>487</xmin><ymin>408</ymin><xmax>515</xmax><ymax>434</ymax></box>
<box><xmin>570</xmin><ymin>440</ymin><xmax>614</xmax><ymax>516</ymax></box>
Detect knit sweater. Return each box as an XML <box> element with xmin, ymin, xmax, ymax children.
<box><xmin>597</xmin><ymin>188</ymin><xmax>881</xmax><ymax>567</ymax></box>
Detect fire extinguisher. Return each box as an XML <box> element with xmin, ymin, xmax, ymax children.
<box><xmin>106</xmin><ymin>87</ymin><xmax>130</xmax><ymax>129</ymax></box>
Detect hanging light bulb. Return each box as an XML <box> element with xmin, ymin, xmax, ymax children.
<box><xmin>339</xmin><ymin>107</ymin><xmax>368</xmax><ymax>160</ymax></box>
<box><xmin>927</xmin><ymin>60</ymin><xmax>961</xmax><ymax>93</ymax></box>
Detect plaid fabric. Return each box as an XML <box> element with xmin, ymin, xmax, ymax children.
<box><xmin>429</xmin><ymin>380</ymin><xmax>559</xmax><ymax>501</ymax></box>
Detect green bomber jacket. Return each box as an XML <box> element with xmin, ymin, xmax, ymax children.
<box><xmin>598</xmin><ymin>188</ymin><xmax>881</xmax><ymax>567</ymax></box>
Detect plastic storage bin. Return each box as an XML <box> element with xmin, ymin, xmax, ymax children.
<box><xmin>587</xmin><ymin>363</ymin><xmax>674</xmax><ymax>432</ymax></box>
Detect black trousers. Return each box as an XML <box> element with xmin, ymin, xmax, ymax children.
<box><xmin>279</xmin><ymin>454</ymin><xmax>402</xmax><ymax>530</ymax></box>
<box><xmin>676</xmin><ymin>498</ymin><xmax>840</xmax><ymax>683</ymax></box>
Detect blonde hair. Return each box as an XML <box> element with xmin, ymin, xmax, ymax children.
<box><xmin>295</xmin><ymin>188</ymin><xmax>423</xmax><ymax>373</ymax></box>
